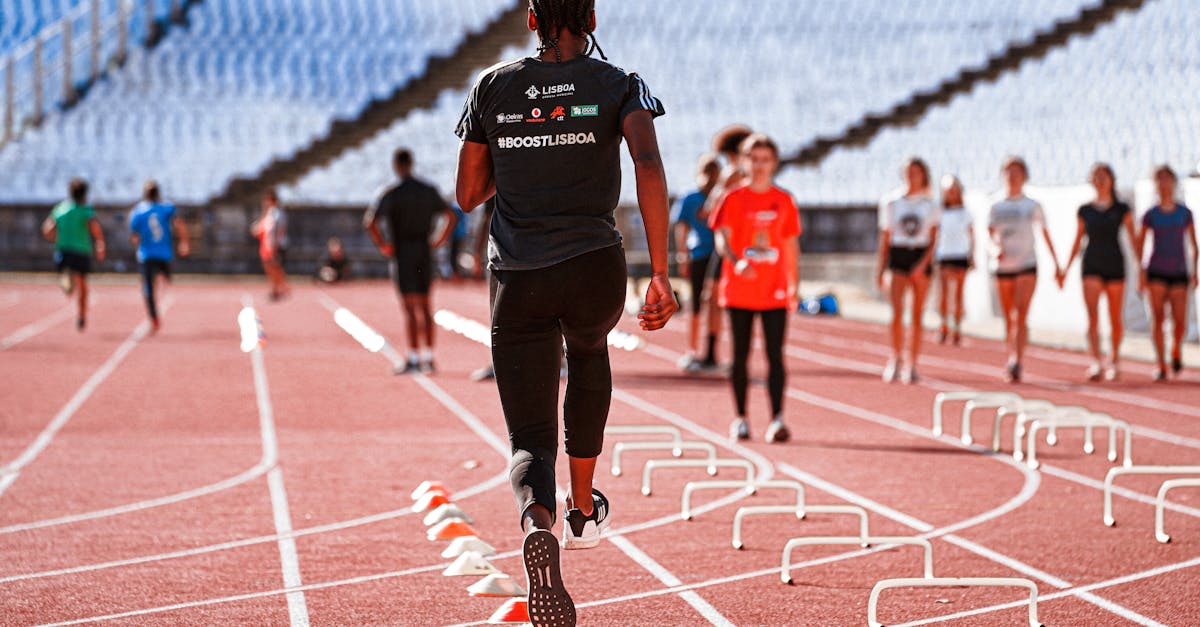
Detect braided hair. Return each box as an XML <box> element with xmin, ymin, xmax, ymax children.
<box><xmin>529</xmin><ymin>0</ymin><xmax>606</xmax><ymax>62</ymax></box>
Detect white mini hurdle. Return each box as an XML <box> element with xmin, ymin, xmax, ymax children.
<box><xmin>640</xmin><ymin>458</ymin><xmax>755</xmax><ymax>496</ymax></box>
<box><xmin>868</xmin><ymin>577</ymin><xmax>1042</xmax><ymax>627</ymax></box>
<box><xmin>931</xmin><ymin>391</ymin><xmax>1021</xmax><ymax>439</ymax></box>
<box><xmin>1156</xmin><ymin>477</ymin><xmax>1200</xmax><ymax>543</ymax></box>
<box><xmin>781</xmin><ymin>536</ymin><xmax>933</xmax><ymax>584</ymax></box>
<box><xmin>604</xmin><ymin>425</ymin><xmax>684</xmax><ymax>451</ymax></box>
<box><xmin>733</xmin><ymin>504</ymin><xmax>870</xmax><ymax>550</ymax></box>
<box><xmin>1102</xmin><ymin>465</ymin><xmax>1200</xmax><ymax>526</ymax></box>
<box><xmin>1024</xmin><ymin>411</ymin><xmax>1131</xmax><ymax>470</ymax></box>
<box><xmin>610</xmin><ymin>441</ymin><xmax>717</xmax><ymax>477</ymax></box>
<box><xmin>991</xmin><ymin>399</ymin><xmax>1056</xmax><ymax>452</ymax></box>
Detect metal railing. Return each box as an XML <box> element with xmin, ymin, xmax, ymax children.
<box><xmin>1</xmin><ymin>0</ymin><xmax>185</xmax><ymax>148</ymax></box>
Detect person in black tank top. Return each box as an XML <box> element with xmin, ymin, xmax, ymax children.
<box><xmin>1057</xmin><ymin>163</ymin><xmax>1137</xmax><ymax>381</ymax></box>
<box><xmin>365</xmin><ymin>149</ymin><xmax>458</xmax><ymax>373</ymax></box>
<box><xmin>455</xmin><ymin>3</ymin><xmax>677</xmax><ymax>624</ymax></box>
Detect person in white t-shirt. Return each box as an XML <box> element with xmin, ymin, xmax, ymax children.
<box><xmin>935</xmin><ymin>175</ymin><xmax>973</xmax><ymax>346</ymax></box>
<box><xmin>988</xmin><ymin>157</ymin><xmax>1061</xmax><ymax>382</ymax></box>
<box><xmin>875</xmin><ymin>157</ymin><xmax>940</xmax><ymax>383</ymax></box>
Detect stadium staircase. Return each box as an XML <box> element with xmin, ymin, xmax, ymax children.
<box><xmin>211</xmin><ymin>1</ymin><xmax>530</xmax><ymax>206</ymax></box>
<box><xmin>781</xmin><ymin>0</ymin><xmax>1147</xmax><ymax>168</ymax></box>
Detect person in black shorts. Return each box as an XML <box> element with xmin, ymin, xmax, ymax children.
<box><xmin>365</xmin><ymin>148</ymin><xmax>457</xmax><ymax>374</ymax></box>
<box><xmin>1057</xmin><ymin>163</ymin><xmax>1137</xmax><ymax>381</ymax></box>
<box><xmin>455</xmin><ymin>1</ymin><xmax>677</xmax><ymax>623</ymax></box>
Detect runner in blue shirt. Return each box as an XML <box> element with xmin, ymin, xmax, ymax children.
<box><xmin>1136</xmin><ymin>165</ymin><xmax>1197</xmax><ymax>380</ymax></box>
<box><xmin>129</xmin><ymin>181</ymin><xmax>189</xmax><ymax>332</ymax></box>
<box><xmin>672</xmin><ymin>154</ymin><xmax>723</xmax><ymax>371</ymax></box>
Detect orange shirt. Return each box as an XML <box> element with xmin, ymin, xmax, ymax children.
<box><xmin>709</xmin><ymin>185</ymin><xmax>802</xmax><ymax>311</ymax></box>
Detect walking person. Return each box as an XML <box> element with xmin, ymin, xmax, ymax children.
<box><xmin>41</xmin><ymin>178</ymin><xmax>106</xmax><ymax>331</ymax></box>
<box><xmin>128</xmin><ymin>180</ymin><xmax>190</xmax><ymax>332</ymax></box>
<box><xmin>1057</xmin><ymin>163</ymin><xmax>1137</xmax><ymax>381</ymax></box>
<box><xmin>935</xmin><ymin>175</ymin><xmax>973</xmax><ymax>346</ymax></box>
<box><xmin>672</xmin><ymin>153</ymin><xmax>723</xmax><ymax>372</ymax></box>
<box><xmin>1137</xmin><ymin>165</ymin><xmax>1197</xmax><ymax>381</ymax></box>
<box><xmin>455</xmin><ymin>2</ymin><xmax>677</xmax><ymax>624</ymax></box>
<box><xmin>365</xmin><ymin>148</ymin><xmax>458</xmax><ymax>374</ymax></box>
<box><xmin>988</xmin><ymin>157</ymin><xmax>1061</xmax><ymax>382</ymax></box>
<box><xmin>250</xmin><ymin>189</ymin><xmax>290</xmax><ymax>301</ymax></box>
<box><xmin>875</xmin><ymin>158</ymin><xmax>940</xmax><ymax>383</ymax></box>
<box><xmin>710</xmin><ymin>133</ymin><xmax>800</xmax><ymax>443</ymax></box>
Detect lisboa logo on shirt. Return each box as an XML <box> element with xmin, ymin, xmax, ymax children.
<box><xmin>526</xmin><ymin>83</ymin><xmax>576</xmax><ymax>99</ymax></box>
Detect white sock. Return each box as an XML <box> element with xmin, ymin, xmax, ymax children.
<box><xmin>407</xmin><ymin>350</ymin><xmax>419</xmax><ymax>364</ymax></box>
<box><xmin>420</xmin><ymin>348</ymin><xmax>434</xmax><ymax>362</ymax></box>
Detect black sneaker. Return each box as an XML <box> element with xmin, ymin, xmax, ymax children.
<box><xmin>523</xmin><ymin>529</ymin><xmax>576</xmax><ymax>626</ymax></box>
<box><xmin>470</xmin><ymin>365</ymin><xmax>496</xmax><ymax>381</ymax></box>
<box><xmin>393</xmin><ymin>360</ymin><xmax>419</xmax><ymax>375</ymax></box>
<box><xmin>563</xmin><ymin>488</ymin><xmax>609</xmax><ymax>550</ymax></box>
<box><xmin>1172</xmin><ymin>356</ymin><xmax>1183</xmax><ymax>377</ymax></box>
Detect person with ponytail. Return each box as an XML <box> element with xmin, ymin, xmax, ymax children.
<box><xmin>455</xmin><ymin>2</ymin><xmax>676</xmax><ymax>624</ymax></box>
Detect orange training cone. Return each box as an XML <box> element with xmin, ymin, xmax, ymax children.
<box><xmin>427</xmin><ymin>519</ymin><xmax>478</xmax><ymax>541</ymax></box>
<box><xmin>412</xmin><ymin>491</ymin><xmax>451</xmax><ymax>514</ymax></box>
<box><xmin>487</xmin><ymin>597</ymin><xmax>530</xmax><ymax>624</ymax></box>
<box><xmin>410</xmin><ymin>481</ymin><xmax>450</xmax><ymax>501</ymax></box>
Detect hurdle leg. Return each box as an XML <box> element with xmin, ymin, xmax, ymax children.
<box><xmin>1083</xmin><ymin>423</ymin><xmax>1095</xmax><ymax>455</ymax></box>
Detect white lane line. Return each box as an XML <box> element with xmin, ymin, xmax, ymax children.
<box><xmin>0</xmin><ymin>317</ymin><xmax>152</xmax><ymax>498</ymax></box>
<box><xmin>0</xmin><ymin>472</ymin><xmax>508</xmax><ymax>584</ymax></box>
<box><xmin>243</xmin><ymin>303</ymin><xmax>308</xmax><ymax>627</ymax></box>
<box><xmin>786</xmin><ymin>323</ymin><xmax>1200</xmax><ymax>449</ymax></box>
<box><xmin>606</xmin><ymin>535</ymin><xmax>734</xmax><ymax>627</ymax></box>
<box><xmin>0</xmin><ymin>307</ymin><xmax>74</xmax><ymax>351</ymax></box>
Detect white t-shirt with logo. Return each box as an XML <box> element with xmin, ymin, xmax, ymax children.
<box><xmin>878</xmin><ymin>189</ymin><xmax>940</xmax><ymax>248</ymax></box>
<box><xmin>936</xmin><ymin>206</ymin><xmax>973</xmax><ymax>261</ymax></box>
<box><xmin>988</xmin><ymin>194</ymin><xmax>1045</xmax><ymax>273</ymax></box>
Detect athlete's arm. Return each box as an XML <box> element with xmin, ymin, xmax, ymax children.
<box><xmin>1188</xmin><ymin>222</ymin><xmax>1198</xmax><ymax>288</ymax></box>
<box><xmin>623</xmin><ymin>110</ymin><xmax>678</xmax><ymax>331</ymax></box>
<box><xmin>875</xmin><ymin>229</ymin><xmax>891</xmax><ymax>290</ymax></box>
<box><xmin>1059</xmin><ymin>217</ymin><xmax>1086</xmax><ymax>287</ymax></box>
<box><xmin>41</xmin><ymin>217</ymin><xmax>56</xmax><ymax>242</ymax></box>
<box><xmin>173</xmin><ymin>216</ymin><xmax>191</xmax><ymax>258</ymax></box>
<box><xmin>431</xmin><ymin>207</ymin><xmax>458</xmax><ymax>249</ymax></box>
<box><xmin>89</xmin><ymin>218</ymin><xmax>106</xmax><ymax>262</ymax></box>
<box><xmin>455</xmin><ymin>141</ymin><xmax>495</xmax><ymax>212</ymax></box>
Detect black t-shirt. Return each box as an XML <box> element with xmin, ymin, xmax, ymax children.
<box><xmin>1078</xmin><ymin>201</ymin><xmax>1130</xmax><ymax>273</ymax></box>
<box><xmin>456</xmin><ymin>55</ymin><xmax>665</xmax><ymax>271</ymax></box>
<box><xmin>364</xmin><ymin>177</ymin><xmax>449</xmax><ymax>249</ymax></box>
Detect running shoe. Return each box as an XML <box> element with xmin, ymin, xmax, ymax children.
<box><xmin>1172</xmin><ymin>356</ymin><xmax>1183</xmax><ymax>377</ymax></box>
<box><xmin>882</xmin><ymin>359</ymin><xmax>898</xmax><ymax>383</ymax></box>
<box><xmin>1004</xmin><ymin>361</ymin><xmax>1021</xmax><ymax>383</ymax></box>
<box><xmin>729</xmin><ymin>418</ymin><xmax>750</xmax><ymax>441</ymax></box>
<box><xmin>1153</xmin><ymin>368</ymin><xmax>1167</xmax><ymax>382</ymax></box>
<box><xmin>470</xmin><ymin>364</ymin><xmax>496</xmax><ymax>381</ymax></box>
<box><xmin>393</xmin><ymin>360</ymin><xmax>420</xmax><ymax>375</ymax></box>
<box><xmin>765</xmin><ymin>419</ymin><xmax>790</xmax><ymax>444</ymax></box>
<box><xmin>937</xmin><ymin>326</ymin><xmax>948</xmax><ymax>344</ymax></box>
<box><xmin>901</xmin><ymin>366</ymin><xmax>919</xmax><ymax>385</ymax></box>
<box><xmin>76</xmin><ymin>317</ymin><xmax>85</xmax><ymax>332</ymax></box>
<box><xmin>1085</xmin><ymin>364</ymin><xmax>1102</xmax><ymax>382</ymax></box>
<box><xmin>952</xmin><ymin>330</ymin><xmax>962</xmax><ymax>346</ymax></box>
<box><xmin>563</xmin><ymin>488</ymin><xmax>609</xmax><ymax>550</ymax></box>
<box><xmin>419</xmin><ymin>360</ymin><xmax>436</xmax><ymax>374</ymax></box>
<box><xmin>1104</xmin><ymin>365</ymin><xmax>1119</xmax><ymax>382</ymax></box>
<box><xmin>523</xmin><ymin>529</ymin><xmax>575</xmax><ymax>627</ymax></box>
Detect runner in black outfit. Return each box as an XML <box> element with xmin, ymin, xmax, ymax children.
<box><xmin>455</xmin><ymin>2</ymin><xmax>676</xmax><ymax>624</ymax></box>
<box><xmin>365</xmin><ymin>149</ymin><xmax>457</xmax><ymax>374</ymax></box>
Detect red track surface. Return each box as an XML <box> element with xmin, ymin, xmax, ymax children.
<box><xmin>1</xmin><ymin>278</ymin><xmax>1197</xmax><ymax>626</ymax></box>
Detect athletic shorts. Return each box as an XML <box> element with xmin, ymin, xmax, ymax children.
<box><xmin>938</xmin><ymin>257</ymin><xmax>970</xmax><ymax>270</ymax></box>
<box><xmin>1081</xmin><ymin>266</ymin><xmax>1125</xmax><ymax>283</ymax></box>
<box><xmin>888</xmin><ymin>247</ymin><xmax>931</xmax><ymax>276</ymax></box>
<box><xmin>142</xmin><ymin>258</ymin><xmax>172</xmax><ymax>281</ymax></box>
<box><xmin>54</xmin><ymin>250</ymin><xmax>91</xmax><ymax>275</ymax></box>
<box><xmin>688</xmin><ymin>255</ymin><xmax>721</xmax><ymax>314</ymax></box>
<box><xmin>392</xmin><ymin>243</ymin><xmax>432</xmax><ymax>295</ymax></box>
<box><xmin>1146</xmin><ymin>270</ymin><xmax>1190</xmax><ymax>288</ymax></box>
<box><xmin>995</xmin><ymin>266</ymin><xmax>1037</xmax><ymax>280</ymax></box>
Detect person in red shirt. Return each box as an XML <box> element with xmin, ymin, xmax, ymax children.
<box><xmin>710</xmin><ymin>133</ymin><xmax>801</xmax><ymax>443</ymax></box>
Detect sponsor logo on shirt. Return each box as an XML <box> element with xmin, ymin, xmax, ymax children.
<box><xmin>571</xmin><ymin>104</ymin><xmax>599</xmax><ymax>117</ymax></box>
<box><xmin>526</xmin><ymin>83</ymin><xmax>576</xmax><ymax>99</ymax></box>
<box><xmin>497</xmin><ymin>132</ymin><xmax>598</xmax><ymax>149</ymax></box>
<box><xmin>527</xmin><ymin>107</ymin><xmax>546</xmax><ymax>123</ymax></box>
<box><xmin>549</xmin><ymin>106</ymin><xmax>566</xmax><ymax>121</ymax></box>
<box><xmin>496</xmin><ymin>113</ymin><xmax>525</xmax><ymax>124</ymax></box>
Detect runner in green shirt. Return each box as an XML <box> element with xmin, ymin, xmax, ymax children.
<box><xmin>41</xmin><ymin>178</ymin><xmax>106</xmax><ymax>330</ymax></box>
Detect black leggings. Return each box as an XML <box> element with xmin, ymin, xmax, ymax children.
<box><xmin>140</xmin><ymin>259</ymin><xmax>171</xmax><ymax>321</ymax></box>
<box><xmin>728</xmin><ymin>307</ymin><xmax>787</xmax><ymax>418</ymax></box>
<box><xmin>490</xmin><ymin>244</ymin><xmax>626</xmax><ymax>525</ymax></box>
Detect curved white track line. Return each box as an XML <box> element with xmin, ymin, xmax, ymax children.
<box><xmin>0</xmin><ymin>307</ymin><xmax>74</xmax><ymax>351</ymax></box>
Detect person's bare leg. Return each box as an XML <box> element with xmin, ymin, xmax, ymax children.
<box><xmin>568</xmin><ymin>456</ymin><xmax>598</xmax><ymax>516</ymax></box>
<box><xmin>76</xmin><ymin>274</ymin><xmax>88</xmax><ymax>328</ymax></box>
<box><xmin>1082</xmin><ymin>277</ymin><xmax>1102</xmax><ymax>366</ymax></box>
<box><xmin>1013</xmin><ymin>274</ymin><xmax>1037</xmax><ymax>366</ymax></box>
<box><xmin>1104</xmin><ymin>281</ymin><xmax>1125</xmax><ymax>370</ymax></box>
<box><xmin>401</xmin><ymin>295</ymin><xmax>420</xmax><ymax>351</ymax></box>
<box><xmin>1168</xmin><ymin>286</ymin><xmax>1188</xmax><ymax>369</ymax></box>
<box><xmin>996</xmin><ymin>277</ymin><xmax>1017</xmax><ymax>365</ymax></box>
<box><xmin>521</xmin><ymin>504</ymin><xmax>554</xmax><ymax>533</ymax></box>
<box><xmin>937</xmin><ymin>270</ymin><xmax>950</xmax><ymax>339</ymax></box>
<box><xmin>951</xmin><ymin>269</ymin><xmax>966</xmax><ymax>338</ymax></box>
<box><xmin>909</xmin><ymin>271</ymin><xmax>930</xmax><ymax>369</ymax></box>
<box><xmin>1148</xmin><ymin>283</ymin><xmax>1167</xmax><ymax>373</ymax></box>
<box><xmin>418</xmin><ymin>294</ymin><xmax>435</xmax><ymax>349</ymax></box>
<box><xmin>889</xmin><ymin>274</ymin><xmax>907</xmax><ymax>365</ymax></box>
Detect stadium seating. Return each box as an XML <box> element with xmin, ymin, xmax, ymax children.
<box><xmin>0</xmin><ymin>0</ymin><xmax>513</xmax><ymax>203</ymax></box>
<box><xmin>778</xmin><ymin>0</ymin><xmax>1200</xmax><ymax>205</ymax></box>
<box><xmin>282</xmin><ymin>0</ymin><xmax>1106</xmax><ymax>206</ymax></box>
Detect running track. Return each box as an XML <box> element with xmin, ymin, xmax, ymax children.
<box><xmin>0</xmin><ymin>279</ymin><xmax>1196</xmax><ymax>625</ymax></box>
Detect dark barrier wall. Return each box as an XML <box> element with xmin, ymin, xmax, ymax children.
<box><xmin>0</xmin><ymin>204</ymin><xmax>877</xmax><ymax>276</ymax></box>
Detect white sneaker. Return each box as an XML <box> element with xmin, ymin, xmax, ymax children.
<box><xmin>882</xmin><ymin>360</ymin><xmax>898</xmax><ymax>383</ymax></box>
<box><xmin>562</xmin><ymin>488</ymin><xmax>609</xmax><ymax>550</ymax></box>
<box><xmin>765</xmin><ymin>419</ymin><xmax>790</xmax><ymax>443</ymax></box>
